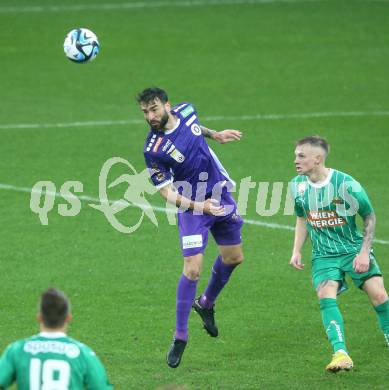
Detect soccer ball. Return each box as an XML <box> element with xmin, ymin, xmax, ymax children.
<box><xmin>63</xmin><ymin>28</ymin><xmax>100</xmax><ymax>63</ymax></box>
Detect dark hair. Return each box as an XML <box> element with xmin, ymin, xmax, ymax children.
<box><xmin>296</xmin><ymin>135</ymin><xmax>330</xmax><ymax>155</ymax></box>
<box><xmin>40</xmin><ymin>288</ymin><xmax>70</xmax><ymax>328</ymax></box>
<box><xmin>136</xmin><ymin>87</ymin><xmax>168</xmax><ymax>105</ymax></box>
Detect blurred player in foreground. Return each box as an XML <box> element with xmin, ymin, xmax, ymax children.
<box><xmin>289</xmin><ymin>136</ymin><xmax>389</xmax><ymax>372</ymax></box>
<box><xmin>0</xmin><ymin>288</ymin><xmax>112</xmax><ymax>389</ymax></box>
<box><xmin>138</xmin><ymin>87</ymin><xmax>244</xmax><ymax>368</ymax></box>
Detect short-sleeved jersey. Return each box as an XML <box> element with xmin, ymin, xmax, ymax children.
<box><xmin>0</xmin><ymin>332</ymin><xmax>112</xmax><ymax>390</ymax></box>
<box><xmin>290</xmin><ymin>169</ymin><xmax>374</xmax><ymax>257</ymax></box>
<box><xmin>143</xmin><ymin>102</ymin><xmax>234</xmax><ymax>200</ymax></box>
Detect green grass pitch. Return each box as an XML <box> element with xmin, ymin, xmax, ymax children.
<box><xmin>1</xmin><ymin>0</ymin><xmax>389</xmax><ymax>388</ymax></box>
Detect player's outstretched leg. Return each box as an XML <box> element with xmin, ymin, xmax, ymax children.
<box><xmin>194</xmin><ymin>253</ymin><xmax>241</xmax><ymax>337</ymax></box>
<box><xmin>320</xmin><ymin>298</ymin><xmax>353</xmax><ymax>372</ymax></box>
<box><xmin>167</xmin><ymin>273</ymin><xmax>198</xmax><ymax>368</ymax></box>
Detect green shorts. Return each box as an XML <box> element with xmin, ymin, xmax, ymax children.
<box><xmin>312</xmin><ymin>251</ymin><xmax>382</xmax><ymax>294</ymax></box>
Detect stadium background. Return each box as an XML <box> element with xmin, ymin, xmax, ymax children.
<box><xmin>1</xmin><ymin>0</ymin><xmax>388</xmax><ymax>388</ymax></box>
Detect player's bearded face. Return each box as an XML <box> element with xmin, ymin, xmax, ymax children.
<box><xmin>141</xmin><ymin>100</ymin><xmax>170</xmax><ymax>130</ymax></box>
<box><xmin>149</xmin><ymin>109</ymin><xmax>169</xmax><ymax>130</ymax></box>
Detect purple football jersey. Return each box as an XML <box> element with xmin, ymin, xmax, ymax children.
<box><xmin>143</xmin><ymin>102</ymin><xmax>234</xmax><ymax>201</ymax></box>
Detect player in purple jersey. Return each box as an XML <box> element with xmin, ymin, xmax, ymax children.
<box><xmin>137</xmin><ymin>87</ymin><xmax>244</xmax><ymax>368</ymax></box>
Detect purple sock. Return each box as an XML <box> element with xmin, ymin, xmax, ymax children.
<box><xmin>175</xmin><ymin>273</ymin><xmax>198</xmax><ymax>341</ymax></box>
<box><xmin>200</xmin><ymin>256</ymin><xmax>237</xmax><ymax>309</ymax></box>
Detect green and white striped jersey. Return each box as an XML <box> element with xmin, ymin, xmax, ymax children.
<box><xmin>290</xmin><ymin>169</ymin><xmax>373</xmax><ymax>257</ymax></box>
<box><xmin>0</xmin><ymin>332</ymin><xmax>112</xmax><ymax>390</ymax></box>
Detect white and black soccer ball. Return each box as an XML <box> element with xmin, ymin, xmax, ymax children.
<box><xmin>63</xmin><ymin>28</ymin><xmax>100</xmax><ymax>63</ymax></box>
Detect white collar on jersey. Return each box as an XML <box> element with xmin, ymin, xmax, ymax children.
<box><xmin>164</xmin><ymin>118</ymin><xmax>181</xmax><ymax>135</ymax></box>
<box><xmin>39</xmin><ymin>332</ymin><xmax>67</xmax><ymax>338</ymax></box>
<box><xmin>307</xmin><ymin>168</ymin><xmax>334</xmax><ymax>188</ymax></box>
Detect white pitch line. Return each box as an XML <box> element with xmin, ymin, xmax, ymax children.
<box><xmin>0</xmin><ymin>0</ymin><xmax>323</xmax><ymax>14</ymax></box>
<box><xmin>0</xmin><ymin>0</ymin><xmax>386</xmax><ymax>14</ymax></box>
<box><xmin>1</xmin><ymin>183</ymin><xmax>388</xmax><ymax>245</ymax></box>
<box><xmin>0</xmin><ymin>119</ymin><xmax>144</xmax><ymax>130</ymax></box>
<box><xmin>1</xmin><ymin>110</ymin><xmax>389</xmax><ymax>130</ymax></box>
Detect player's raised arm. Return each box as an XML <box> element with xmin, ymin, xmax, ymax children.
<box><xmin>200</xmin><ymin>125</ymin><xmax>242</xmax><ymax>144</ymax></box>
<box><xmin>290</xmin><ymin>216</ymin><xmax>307</xmax><ymax>270</ymax></box>
<box><xmin>159</xmin><ymin>183</ymin><xmax>225</xmax><ymax>216</ymax></box>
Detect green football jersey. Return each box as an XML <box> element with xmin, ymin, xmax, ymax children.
<box><xmin>0</xmin><ymin>332</ymin><xmax>112</xmax><ymax>390</ymax></box>
<box><xmin>290</xmin><ymin>169</ymin><xmax>373</xmax><ymax>257</ymax></box>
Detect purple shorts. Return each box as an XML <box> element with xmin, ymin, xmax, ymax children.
<box><xmin>177</xmin><ymin>191</ymin><xmax>244</xmax><ymax>257</ymax></box>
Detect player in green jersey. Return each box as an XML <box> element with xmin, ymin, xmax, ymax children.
<box><xmin>289</xmin><ymin>136</ymin><xmax>389</xmax><ymax>372</ymax></box>
<box><xmin>0</xmin><ymin>288</ymin><xmax>112</xmax><ymax>389</ymax></box>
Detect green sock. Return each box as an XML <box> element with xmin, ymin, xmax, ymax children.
<box><xmin>319</xmin><ymin>298</ymin><xmax>347</xmax><ymax>353</ymax></box>
<box><xmin>374</xmin><ymin>300</ymin><xmax>389</xmax><ymax>347</ymax></box>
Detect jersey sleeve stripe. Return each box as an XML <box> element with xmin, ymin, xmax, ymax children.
<box><xmin>185</xmin><ymin>114</ymin><xmax>197</xmax><ymax>126</ymax></box>
<box><xmin>172</xmin><ymin>103</ymin><xmax>188</xmax><ymax>112</ymax></box>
